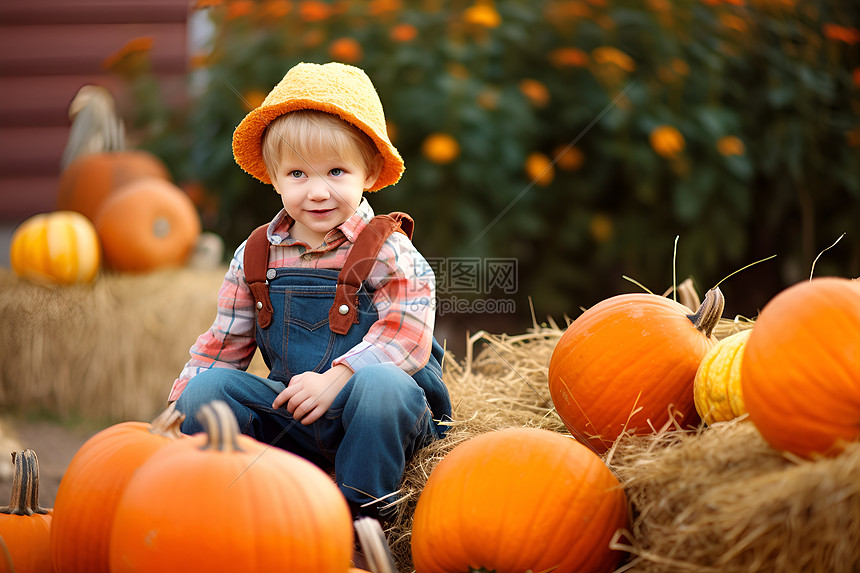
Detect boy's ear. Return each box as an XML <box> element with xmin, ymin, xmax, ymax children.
<box><xmin>364</xmin><ymin>154</ymin><xmax>384</xmax><ymax>189</ymax></box>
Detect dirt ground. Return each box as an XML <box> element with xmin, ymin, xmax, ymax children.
<box><xmin>0</xmin><ymin>415</ymin><xmax>99</xmax><ymax>508</ymax></box>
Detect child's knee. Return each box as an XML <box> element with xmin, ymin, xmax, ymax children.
<box><xmin>352</xmin><ymin>364</ymin><xmax>424</xmax><ymax>404</ymax></box>
<box><xmin>175</xmin><ymin>369</ymin><xmax>230</xmax><ymax>410</ymax></box>
<box><xmin>174</xmin><ymin>369</ymin><xmax>261</xmax><ymax>433</ymax></box>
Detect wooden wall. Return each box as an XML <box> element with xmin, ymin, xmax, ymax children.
<box><xmin>0</xmin><ymin>0</ymin><xmax>191</xmax><ymax>224</ymax></box>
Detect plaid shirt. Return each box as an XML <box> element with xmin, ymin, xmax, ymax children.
<box><xmin>169</xmin><ymin>199</ymin><xmax>436</xmax><ymax>401</ymax></box>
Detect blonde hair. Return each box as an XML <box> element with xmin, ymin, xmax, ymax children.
<box><xmin>261</xmin><ymin>110</ymin><xmax>381</xmax><ymax>180</ymax></box>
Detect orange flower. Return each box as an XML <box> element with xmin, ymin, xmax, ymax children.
<box><xmin>195</xmin><ymin>0</ymin><xmax>224</xmax><ymax>7</ymax></box>
<box><xmin>189</xmin><ymin>51</ymin><xmax>212</xmax><ymax>70</ymax></box>
<box><xmin>647</xmin><ymin>0</ymin><xmax>671</xmax><ymax>11</ymax></box>
<box><xmin>368</xmin><ymin>0</ymin><xmax>401</xmax><ymax>15</ymax></box>
<box><xmin>550</xmin><ymin>47</ymin><xmax>589</xmax><ymax>68</ymax></box>
<box><xmin>303</xmin><ymin>29</ymin><xmax>326</xmax><ymax>49</ymax></box>
<box><xmin>391</xmin><ymin>23</ymin><xmax>418</xmax><ymax>42</ymax></box>
<box><xmin>649</xmin><ymin>125</ymin><xmax>685</xmax><ymax>158</ymax></box>
<box><xmin>671</xmin><ymin>58</ymin><xmax>690</xmax><ymax>76</ymax></box>
<box><xmin>102</xmin><ymin>36</ymin><xmax>153</xmax><ymax>75</ymax></box>
<box><xmin>717</xmin><ymin>135</ymin><xmax>745</xmax><ymax>156</ymax></box>
<box><xmin>477</xmin><ymin>89</ymin><xmax>499</xmax><ymax>110</ymax></box>
<box><xmin>259</xmin><ymin>0</ymin><xmax>291</xmax><ymax>20</ymax></box>
<box><xmin>553</xmin><ymin>144</ymin><xmax>584</xmax><ymax>171</ymax></box>
<box><xmin>589</xmin><ymin>213</ymin><xmax>613</xmax><ymax>243</ymax></box>
<box><xmin>549</xmin><ymin>1</ymin><xmax>591</xmax><ymax>19</ymax></box>
<box><xmin>591</xmin><ymin>46</ymin><xmax>636</xmax><ymax>72</ymax></box>
<box><xmin>447</xmin><ymin>63</ymin><xmax>470</xmax><ymax>79</ymax></box>
<box><xmin>720</xmin><ymin>13</ymin><xmax>747</xmax><ymax>32</ymax></box>
<box><xmin>596</xmin><ymin>14</ymin><xmax>616</xmax><ymax>30</ymax></box>
<box><xmin>748</xmin><ymin>0</ymin><xmax>794</xmax><ymax>12</ymax></box>
<box><xmin>329</xmin><ymin>37</ymin><xmax>363</xmax><ymax>63</ymax></box>
<box><xmin>299</xmin><ymin>0</ymin><xmax>330</xmax><ymax>21</ymax></box>
<box><xmin>422</xmin><ymin>133</ymin><xmax>460</xmax><ymax>164</ymax></box>
<box><xmin>524</xmin><ymin>152</ymin><xmax>555</xmax><ymax>186</ymax></box>
<box><xmin>386</xmin><ymin>121</ymin><xmax>399</xmax><ymax>144</ymax></box>
<box><xmin>464</xmin><ymin>1</ymin><xmax>501</xmax><ymax>28</ymax></box>
<box><xmin>519</xmin><ymin>79</ymin><xmax>550</xmax><ymax>107</ymax></box>
<box><xmin>242</xmin><ymin>90</ymin><xmax>268</xmax><ymax>111</ymax></box>
<box><xmin>227</xmin><ymin>0</ymin><xmax>254</xmax><ymax>19</ymax></box>
<box><xmin>846</xmin><ymin>126</ymin><xmax>860</xmax><ymax>147</ymax></box>
<box><xmin>330</xmin><ymin>0</ymin><xmax>351</xmax><ymax>16</ymax></box>
<box><xmin>823</xmin><ymin>23</ymin><xmax>860</xmax><ymax>44</ymax></box>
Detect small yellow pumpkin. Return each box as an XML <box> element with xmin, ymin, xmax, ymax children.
<box><xmin>10</xmin><ymin>211</ymin><xmax>101</xmax><ymax>285</ymax></box>
<box><xmin>693</xmin><ymin>328</ymin><xmax>752</xmax><ymax>424</ymax></box>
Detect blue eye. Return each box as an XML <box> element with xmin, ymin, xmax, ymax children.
<box><xmin>330</xmin><ymin>168</ymin><xmax>343</xmax><ymax>176</ymax></box>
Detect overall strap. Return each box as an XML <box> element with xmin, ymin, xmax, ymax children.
<box><xmin>329</xmin><ymin>212</ymin><xmax>414</xmax><ymax>335</ymax></box>
<box><xmin>243</xmin><ymin>223</ymin><xmax>274</xmax><ymax>329</ymax></box>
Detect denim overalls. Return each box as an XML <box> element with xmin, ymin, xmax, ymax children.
<box><xmin>176</xmin><ymin>217</ymin><xmax>451</xmax><ymax>520</ymax></box>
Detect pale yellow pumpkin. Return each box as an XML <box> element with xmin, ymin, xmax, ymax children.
<box><xmin>10</xmin><ymin>211</ymin><xmax>101</xmax><ymax>285</ymax></box>
<box><xmin>693</xmin><ymin>328</ymin><xmax>752</xmax><ymax>424</ymax></box>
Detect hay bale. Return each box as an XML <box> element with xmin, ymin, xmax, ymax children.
<box><xmin>384</xmin><ymin>319</ymin><xmax>857</xmax><ymax>573</ymax></box>
<box><xmin>607</xmin><ymin>418</ymin><xmax>860</xmax><ymax>573</ymax></box>
<box><xmin>0</xmin><ymin>267</ymin><xmax>226</xmax><ymax>422</ymax></box>
<box><xmin>5</xmin><ymin>269</ymin><xmax>856</xmax><ymax>573</ymax></box>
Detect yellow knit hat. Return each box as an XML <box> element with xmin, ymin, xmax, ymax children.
<box><xmin>232</xmin><ymin>62</ymin><xmax>403</xmax><ymax>192</ymax></box>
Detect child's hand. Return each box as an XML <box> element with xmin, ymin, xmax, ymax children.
<box><xmin>273</xmin><ymin>364</ymin><xmax>353</xmax><ymax>425</ymax></box>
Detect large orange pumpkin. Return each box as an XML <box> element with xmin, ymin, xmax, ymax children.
<box><xmin>411</xmin><ymin>427</ymin><xmax>627</xmax><ymax>573</ymax></box>
<box><xmin>50</xmin><ymin>404</ymin><xmax>184</xmax><ymax>573</ymax></box>
<box><xmin>0</xmin><ymin>449</ymin><xmax>54</xmax><ymax>573</ymax></box>
<box><xmin>109</xmin><ymin>401</ymin><xmax>354</xmax><ymax>572</ymax></box>
<box><xmin>10</xmin><ymin>210</ymin><xmax>101</xmax><ymax>285</ymax></box>
<box><xmin>548</xmin><ymin>288</ymin><xmax>724</xmax><ymax>453</ymax></box>
<box><xmin>741</xmin><ymin>277</ymin><xmax>860</xmax><ymax>458</ymax></box>
<box><xmin>94</xmin><ymin>177</ymin><xmax>201</xmax><ymax>272</ymax></box>
<box><xmin>57</xmin><ymin>150</ymin><xmax>170</xmax><ymax>222</ymax></box>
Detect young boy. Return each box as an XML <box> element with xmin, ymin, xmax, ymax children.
<box><xmin>169</xmin><ymin>62</ymin><xmax>451</xmax><ymax>525</ymax></box>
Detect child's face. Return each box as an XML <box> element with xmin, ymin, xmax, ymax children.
<box><xmin>271</xmin><ymin>153</ymin><xmax>379</xmax><ymax>246</ymax></box>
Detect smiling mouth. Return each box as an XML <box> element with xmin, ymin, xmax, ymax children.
<box><xmin>308</xmin><ymin>208</ymin><xmax>334</xmax><ymax>216</ymax></box>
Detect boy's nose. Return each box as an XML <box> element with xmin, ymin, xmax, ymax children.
<box><xmin>307</xmin><ymin>179</ymin><xmax>331</xmax><ymax>200</ymax></box>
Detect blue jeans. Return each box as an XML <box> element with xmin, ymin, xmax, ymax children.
<box><xmin>175</xmin><ymin>268</ymin><xmax>449</xmax><ymax>520</ymax></box>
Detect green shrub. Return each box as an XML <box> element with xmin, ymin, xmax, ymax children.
<box><xmin>118</xmin><ymin>0</ymin><xmax>860</xmax><ymax>317</ymax></box>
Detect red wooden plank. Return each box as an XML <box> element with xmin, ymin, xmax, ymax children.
<box><xmin>0</xmin><ymin>22</ymin><xmax>188</xmax><ymax>76</ymax></box>
<box><xmin>0</xmin><ymin>175</ymin><xmax>60</xmax><ymax>222</ymax></box>
<box><xmin>0</xmin><ymin>0</ymin><xmax>191</xmax><ymax>25</ymax></box>
<box><xmin>0</xmin><ymin>126</ymin><xmax>68</xmax><ymax>176</ymax></box>
<box><xmin>0</xmin><ymin>73</ymin><xmax>187</xmax><ymax>127</ymax></box>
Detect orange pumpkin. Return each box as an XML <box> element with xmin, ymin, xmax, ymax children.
<box><xmin>94</xmin><ymin>177</ymin><xmax>201</xmax><ymax>272</ymax></box>
<box><xmin>0</xmin><ymin>449</ymin><xmax>54</xmax><ymax>573</ymax></box>
<box><xmin>548</xmin><ymin>288</ymin><xmax>724</xmax><ymax>453</ymax></box>
<box><xmin>741</xmin><ymin>277</ymin><xmax>860</xmax><ymax>458</ymax></box>
<box><xmin>57</xmin><ymin>150</ymin><xmax>170</xmax><ymax>222</ymax></box>
<box><xmin>411</xmin><ymin>427</ymin><xmax>627</xmax><ymax>573</ymax></box>
<box><xmin>109</xmin><ymin>401</ymin><xmax>354</xmax><ymax>572</ymax></box>
<box><xmin>10</xmin><ymin>210</ymin><xmax>101</xmax><ymax>285</ymax></box>
<box><xmin>50</xmin><ymin>405</ymin><xmax>184</xmax><ymax>573</ymax></box>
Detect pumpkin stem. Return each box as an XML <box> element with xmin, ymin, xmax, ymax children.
<box><xmin>676</xmin><ymin>278</ymin><xmax>701</xmax><ymax>312</ymax></box>
<box><xmin>149</xmin><ymin>402</ymin><xmax>185</xmax><ymax>439</ymax></box>
<box><xmin>197</xmin><ymin>400</ymin><xmax>244</xmax><ymax>453</ymax></box>
<box><xmin>0</xmin><ymin>449</ymin><xmax>49</xmax><ymax>516</ymax></box>
<box><xmin>686</xmin><ymin>286</ymin><xmax>725</xmax><ymax>338</ymax></box>
<box><xmin>355</xmin><ymin>517</ymin><xmax>397</xmax><ymax>573</ymax></box>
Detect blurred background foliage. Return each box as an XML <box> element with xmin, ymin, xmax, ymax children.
<box><xmin>113</xmin><ymin>0</ymin><xmax>859</xmax><ymax>325</ymax></box>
